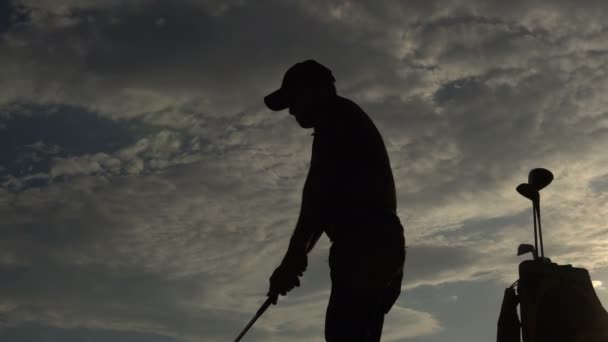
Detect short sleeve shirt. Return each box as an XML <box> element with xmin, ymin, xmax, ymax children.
<box><xmin>301</xmin><ymin>96</ymin><xmax>397</xmax><ymax>227</ymax></box>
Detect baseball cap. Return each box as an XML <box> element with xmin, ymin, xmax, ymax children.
<box><xmin>264</xmin><ymin>60</ymin><xmax>336</xmax><ymax>111</ymax></box>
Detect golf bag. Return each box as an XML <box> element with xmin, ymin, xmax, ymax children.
<box><xmin>497</xmin><ymin>259</ymin><xmax>608</xmax><ymax>342</ymax></box>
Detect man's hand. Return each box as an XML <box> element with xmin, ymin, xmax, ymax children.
<box><xmin>267</xmin><ymin>251</ymin><xmax>307</xmax><ymax>304</ymax></box>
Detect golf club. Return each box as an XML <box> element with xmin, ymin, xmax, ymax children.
<box><xmin>516</xmin><ymin>168</ymin><xmax>553</xmax><ymax>261</ymax></box>
<box><xmin>234</xmin><ymin>294</ymin><xmax>278</xmax><ymax>342</ymax></box>
<box><xmin>516</xmin><ymin>183</ymin><xmax>539</xmax><ymax>259</ymax></box>
<box><xmin>516</xmin><ymin>183</ymin><xmax>539</xmax><ymax>202</ymax></box>
<box><xmin>534</xmin><ymin>197</ymin><xmax>545</xmax><ymax>259</ymax></box>
<box><xmin>529</xmin><ymin>168</ymin><xmax>552</xmax><ymax>259</ymax></box>
<box><xmin>528</xmin><ymin>168</ymin><xmax>554</xmax><ymax>191</ymax></box>
<box><xmin>517</xmin><ymin>243</ymin><xmax>537</xmax><ymax>259</ymax></box>
<box><xmin>234</xmin><ymin>230</ymin><xmax>320</xmax><ymax>342</ymax></box>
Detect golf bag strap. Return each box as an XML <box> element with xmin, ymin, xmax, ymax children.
<box><xmin>497</xmin><ymin>287</ymin><xmax>521</xmax><ymax>342</ymax></box>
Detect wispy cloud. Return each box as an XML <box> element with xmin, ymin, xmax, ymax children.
<box><xmin>2</xmin><ymin>0</ymin><xmax>608</xmax><ymax>341</ymax></box>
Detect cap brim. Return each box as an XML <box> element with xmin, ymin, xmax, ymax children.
<box><xmin>264</xmin><ymin>88</ymin><xmax>289</xmax><ymax>111</ymax></box>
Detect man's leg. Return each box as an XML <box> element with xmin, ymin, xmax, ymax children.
<box><xmin>325</xmin><ymin>274</ymin><xmax>386</xmax><ymax>342</ymax></box>
<box><xmin>324</xmin><ymin>236</ymin><xmax>404</xmax><ymax>341</ymax></box>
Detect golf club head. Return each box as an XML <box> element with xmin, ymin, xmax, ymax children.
<box><xmin>516</xmin><ymin>183</ymin><xmax>539</xmax><ymax>202</ymax></box>
<box><xmin>528</xmin><ymin>168</ymin><xmax>554</xmax><ymax>191</ymax></box>
<box><xmin>517</xmin><ymin>243</ymin><xmax>535</xmax><ymax>256</ymax></box>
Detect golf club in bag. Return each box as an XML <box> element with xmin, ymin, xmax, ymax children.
<box><xmin>498</xmin><ymin>168</ymin><xmax>608</xmax><ymax>342</ymax></box>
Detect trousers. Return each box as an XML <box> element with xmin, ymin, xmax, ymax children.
<box><xmin>325</xmin><ymin>215</ymin><xmax>406</xmax><ymax>342</ymax></box>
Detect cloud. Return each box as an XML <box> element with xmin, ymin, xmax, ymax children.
<box><xmin>2</xmin><ymin>0</ymin><xmax>608</xmax><ymax>341</ymax></box>
<box><xmin>383</xmin><ymin>305</ymin><xmax>443</xmax><ymax>341</ymax></box>
<box><xmin>593</xmin><ymin>280</ymin><xmax>606</xmax><ymax>291</ymax></box>
<box><xmin>251</xmin><ymin>296</ymin><xmax>441</xmax><ymax>341</ymax></box>
<box><xmin>0</xmin><ymin>324</ymin><xmax>180</xmax><ymax>342</ymax></box>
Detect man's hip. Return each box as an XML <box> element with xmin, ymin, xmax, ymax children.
<box><xmin>328</xmin><ymin>215</ymin><xmax>406</xmax><ymax>311</ymax></box>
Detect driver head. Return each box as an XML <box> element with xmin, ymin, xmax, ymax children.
<box><xmin>516</xmin><ymin>183</ymin><xmax>539</xmax><ymax>202</ymax></box>
<box><xmin>528</xmin><ymin>168</ymin><xmax>554</xmax><ymax>191</ymax></box>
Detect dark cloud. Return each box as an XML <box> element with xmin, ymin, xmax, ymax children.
<box><xmin>0</xmin><ymin>260</ymin><xmax>246</xmax><ymax>341</ymax></box>
<box><xmin>0</xmin><ymin>102</ymin><xmax>210</xmax><ymax>192</ymax></box>
<box><xmin>0</xmin><ymin>104</ymin><xmax>139</xmax><ymax>188</ymax></box>
<box><xmin>0</xmin><ymin>0</ymin><xmax>30</xmax><ymax>34</ymax></box>
<box><xmin>0</xmin><ymin>324</ymin><xmax>180</xmax><ymax>342</ymax></box>
<box><xmin>2</xmin><ymin>1</ymin><xmax>608</xmax><ymax>341</ymax></box>
<box><xmin>0</xmin><ymin>263</ymin><xmax>202</xmax><ymax>314</ymax></box>
<box><xmin>0</xmin><ymin>0</ymin><xmax>380</xmax><ymax>115</ymax></box>
<box><xmin>0</xmin><ymin>103</ymin><xmax>130</xmax><ymax>154</ymax></box>
<box><xmin>590</xmin><ymin>173</ymin><xmax>608</xmax><ymax>193</ymax></box>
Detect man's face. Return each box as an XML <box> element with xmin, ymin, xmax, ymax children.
<box><xmin>287</xmin><ymin>88</ymin><xmax>320</xmax><ymax>129</ymax></box>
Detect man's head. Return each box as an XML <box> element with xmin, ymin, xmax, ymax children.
<box><xmin>264</xmin><ymin>60</ymin><xmax>337</xmax><ymax>128</ymax></box>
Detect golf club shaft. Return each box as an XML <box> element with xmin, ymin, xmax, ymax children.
<box><xmin>536</xmin><ymin>199</ymin><xmax>544</xmax><ymax>258</ymax></box>
<box><xmin>235</xmin><ymin>231</ymin><xmax>320</xmax><ymax>341</ymax></box>
<box><xmin>234</xmin><ymin>296</ymin><xmax>275</xmax><ymax>342</ymax></box>
<box><xmin>532</xmin><ymin>205</ymin><xmax>538</xmax><ymax>260</ymax></box>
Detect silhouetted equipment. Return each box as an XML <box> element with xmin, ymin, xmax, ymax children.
<box><xmin>498</xmin><ymin>168</ymin><xmax>608</xmax><ymax>342</ymax></box>
<box><xmin>527</xmin><ymin>168</ymin><xmax>553</xmax><ymax>192</ymax></box>
<box><xmin>517</xmin><ymin>260</ymin><xmax>608</xmax><ymax>342</ymax></box>
<box><xmin>234</xmin><ymin>295</ymin><xmax>276</xmax><ymax>342</ymax></box>
<box><xmin>517</xmin><ymin>244</ymin><xmax>537</xmax><ymax>260</ymax></box>
<box><xmin>234</xmin><ymin>221</ymin><xmax>320</xmax><ymax>342</ymax></box>
<box><xmin>516</xmin><ymin>168</ymin><xmax>553</xmax><ymax>260</ymax></box>
<box><xmin>498</xmin><ymin>284</ymin><xmax>521</xmax><ymax>342</ymax></box>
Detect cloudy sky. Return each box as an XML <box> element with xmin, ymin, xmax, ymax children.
<box><xmin>2</xmin><ymin>0</ymin><xmax>608</xmax><ymax>341</ymax></box>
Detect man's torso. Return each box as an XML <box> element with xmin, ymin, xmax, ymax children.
<box><xmin>303</xmin><ymin>96</ymin><xmax>398</xmax><ymax>240</ymax></box>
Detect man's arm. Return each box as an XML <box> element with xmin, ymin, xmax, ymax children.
<box><xmin>267</xmin><ymin>133</ymin><xmax>335</xmax><ymax>302</ymax></box>
<box><xmin>281</xmin><ymin>170</ymin><xmax>324</xmax><ymax>263</ymax></box>
<box><xmin>288</xmin><ymin>123</ymin><xmax>348</xmax><ymax>256</ymax></box>
<box><xmin>267</xmin><ymin>170</ymin><xmax>323</xmax><ymax>303</ymax></box>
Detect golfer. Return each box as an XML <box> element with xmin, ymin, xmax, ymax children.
<box><xmin>264</xmin><ymin>60</ymin><xmax>406</xmax><ymax>341</ymax></box>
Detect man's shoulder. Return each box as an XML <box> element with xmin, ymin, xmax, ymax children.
<box><xmin>333</xmin><ymin>96</ymin><xmax>365</xmax><ymax>114</ymax></box>
<box><xmin>330</xmin><ymin>96</ymin><xmax>378</xmax><ymax>135</ymax></box>
<box><xmin>326</xmin><ymin>96</ymin><xmax>369</xmax><ymax>127</ymax></box>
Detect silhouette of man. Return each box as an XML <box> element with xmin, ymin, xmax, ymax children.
<box><xmin>264</xmin><ymin>60</ymin><xmax>406</xmax><ymax>341</ymax></box>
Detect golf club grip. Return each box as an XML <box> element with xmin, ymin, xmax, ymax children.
<box><xmin>235</xmin><ymin>246</ymin><xmax>313</xmax><ymax>341</ymax></box>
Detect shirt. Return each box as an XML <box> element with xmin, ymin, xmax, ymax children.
<box><xmin>301</xmin><ymin>95</ymin><xmax>397</xmax><ymax>239</ymax></box>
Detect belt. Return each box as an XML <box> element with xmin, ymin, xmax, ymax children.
<box><xmin>325</xmin><ymin>212</ymin><xmax>404</xmax><ymax>242</ymax></box>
